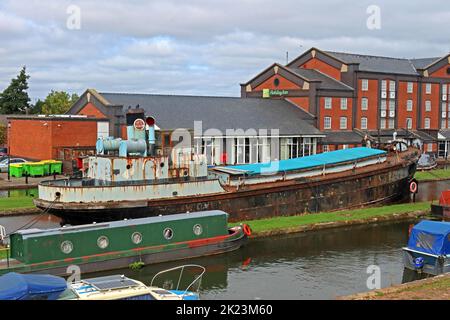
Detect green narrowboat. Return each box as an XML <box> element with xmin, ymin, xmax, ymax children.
<box><xmin>0</xmin><ymin>211</ymin><xmax>249</xmax><ymax>276</ymax></box>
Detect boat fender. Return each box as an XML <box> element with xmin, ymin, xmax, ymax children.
<box><xmin>242</xmin><ymin>224</ymin><xmax>252</xmax><ymax>236</ymax></box>
<box><xmin>409</xmin><ymin>180</ymin><xmax>418</xmax><ymax>194</ymax></box>
<box><xmin>414</xmin><ymin>257</ymin><xmax>424</xmax><ymax>271</ymax></box>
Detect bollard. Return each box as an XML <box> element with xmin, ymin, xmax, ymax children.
<box><xmin>53</xmin><ymin>171</ymin><xmax>57</xmax><ymax>180</ymax></box>
<box><xmin>25</xmin><ymin>173</ymin><xmax>28</xmax><ymax>184</ymax></box>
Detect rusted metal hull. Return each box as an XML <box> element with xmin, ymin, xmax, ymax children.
<box><xmin>36</xmin><ymin>159</ymin><xmax>418</xmax><ymax>225</ymax></box>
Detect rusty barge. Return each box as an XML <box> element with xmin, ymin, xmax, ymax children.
<box><xmin>34</xmin><ymin>109</ymin><xmax>420</xmax><ymax>224</ymax></box>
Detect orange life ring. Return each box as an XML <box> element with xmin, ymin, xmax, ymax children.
<box><xmin>409</xmin><ymin>181</ymin><xmax>418</xmax><ymax>193</ymax></box>
<box><xmin>242</xmin><ymin>224</ymin><xmax>252</xmax><ymax>236</ymax></box>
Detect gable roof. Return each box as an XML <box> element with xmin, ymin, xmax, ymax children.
<box><xmin>324</xmin><ymin>51</ymin><xmax>419</xmax><ymax>75</ymax></box>
<box><xmin>410</xmin><ymin>57</ymin><xmax>442</xmax><ymax>70</ymax></box>
<box><xmin>99</xmin><ymin>92</ymin><xmax>323</xmax><ymax>136</ymax></box>
<box><xmin>287</xmin><ymin>68</ymin><xmax>353</xmax><ymax>91</ymax></box>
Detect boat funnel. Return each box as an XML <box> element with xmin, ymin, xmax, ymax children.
<box><xmin>146</xmin><ymin>116</ymin><xmax>156</xmax><ymax>156</ymax></box>
<box><xmin>126</xmin><ymin>106</ymin><xmax>146</xmax><ymax>141</ymax></box>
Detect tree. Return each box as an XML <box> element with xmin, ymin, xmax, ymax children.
<box><xmin>30</xmin><ymin>99</ymin><xmax>45</xmax><ymax>114</ymax></box>
<box><xmin>41</xmin><ymin>91</ymin><xmax>79</xmax><ymax>115</ymax></box>
<box><xmin>0</xmin><ymin>66</ymin><xmax>31</xmax><ymax>114</ymax></box>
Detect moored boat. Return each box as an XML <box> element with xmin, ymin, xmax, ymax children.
<box><xmin>0</xmin><ymin>210</ymin><xmax>248</xmax><ymax>276</ymax></box>
<box><xmin>402</xmin><ymin>220</ymin><xmax>450</xmax><ymax>275</ymax></box>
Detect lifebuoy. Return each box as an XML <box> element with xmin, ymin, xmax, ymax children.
<box><xmin>242</xmin><ymin>224</ymin><xmax>252</xmax><ymax>236</ymax></box>
<box><xmin>409</xmin><ymin>180</ymin><xmax>418</xmax><ymax>193</ymax></box>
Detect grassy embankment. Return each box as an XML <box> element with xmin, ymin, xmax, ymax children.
<box><xmin>414</xmin><ymin>167</ymin><xmax>450</xmax><ymax>181</ymax></box>
<box><xmin>0</xmin><ymin>196</ymin><xmax>35</xmax><ymax>211</ymax></box>
<box><xmin>0</xmin><ymin>248</ymin><xmax>8</xmax><ymax>260</ymax></box>
<box><xmin>234</xmin><ymin>201</ymin><xmax>431</xmax><ymax>236</ymax></box>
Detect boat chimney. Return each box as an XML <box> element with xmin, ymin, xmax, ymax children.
<box><xmin>146</xmin><ymin>116</ymin><xmax>156</xmax><ymax>156</ymax></box>
<box><xmin>125</xmin><ymin>107</ymin><xmax>146</xmax><ymax>141</ymax></box>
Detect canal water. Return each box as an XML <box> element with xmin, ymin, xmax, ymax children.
<box><xmin>0</xmin><ymin>180</ymin><xmax>445</xmax><ymax>299</ymax></box>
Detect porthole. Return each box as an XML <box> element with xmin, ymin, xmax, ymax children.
<box><xmin>273</xmin><ymin>78</ymin><xmax>280</xmax><ymax>87</ymax></box>
<box><xmin>193</xmin><ymin>224</ymin><xmax>203</xmax><ymax>236</ymax></box>
<box><xmin>131</xmin><ymin>232</ymin><xmax>143</xmax><ymax>244</ymax></box>
<box><xmin>97</xmin><ymin>236</ymin><xmax>109</xmax><ymax>249</ymax></box>
<box><xmin>163</xmin><ymin>228</ymin><xmax>173</xmax><ymax>240</ymax></box>
<box><xmin>61</xmin><ymin>240</ymin><xmax>73</xmax><ymax>254</ymax></box>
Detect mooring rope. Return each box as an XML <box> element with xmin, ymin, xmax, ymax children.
<box><xmin>4</xmin><ymin>196</ymin><xmax>59</xmax><ymax>237</ymax></box>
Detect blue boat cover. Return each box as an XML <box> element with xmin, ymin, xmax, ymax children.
<box><xmin>0</xmin><ymin>272</ymin><xmax>67</xmax><ymax>300</ymax></box>
<box><xmin>407</xmin><ymin>220</ymin><xmax>450</xmax><ymax>256</ymax></box>
<box><xmin>225</xmin><ymin>147</ymin><xmax>386</xmax><ymax>175</ymax></box>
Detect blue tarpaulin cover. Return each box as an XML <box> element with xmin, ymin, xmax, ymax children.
<box><xmin>407</xmin><ymin>220</ymin><xmax>450</xmax><ymax>256</ymax></box>
<box><xmin>224</xmin><ymin>147</ymin><xmax>386</xmax><ymax>175</ymax></box>
<box><xmin>0</xmin><ymin>272</ymin><xmax>67</xmax><ymax>300</ymax></box>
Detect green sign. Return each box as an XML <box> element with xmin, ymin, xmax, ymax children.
<box><xmin>262</xmin><ymin>89</ymin><xmax>289</xmax><ymax>98</ymax></box>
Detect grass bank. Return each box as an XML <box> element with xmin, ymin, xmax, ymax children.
<box><xmin>235</xmin><ymin>201</ymin><xmax>431</xmax><ymax>237</ymax></box>
<box><xmin>0</xmin><ymin>196</ymin><xmax>35</xmax><ymax>211</ymax></box>
<box><xmin>414</xmin><ymin>168</ymin><xmax>450</xmax><ymax>181</ymax></box>
<box><xmin>341</xmin><ymin>273</ymin><xmax>450</xmax><ymax>300</ymax></box>
<box><xmin>0</xmin><ymin>247</ymin><xmax>8</xmax><ymax>260</ymax></box>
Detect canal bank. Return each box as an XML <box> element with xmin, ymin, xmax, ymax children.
<box><xmin>340</xmin><ymin>273</ymin><xmax>450</xmax><ymax>300</ymax></box>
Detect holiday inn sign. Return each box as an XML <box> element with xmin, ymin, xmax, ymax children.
<box><xmin>262</xmin><ymin>89</ymin><xmax>289</xmax><ymax>98</ymax></box>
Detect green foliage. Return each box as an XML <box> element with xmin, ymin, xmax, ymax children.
<box><xmin>42</xmin><ymin>90</ymin><xmax>79</xmax><ymax>115</ymax></box>
<box><xmin>0</xmin><ymin>66</ymin><xmax>31</xmax><ymax>114</ymax></box>
<box><xmin>0</xmin><ymin>196</ymin><xmax>35</xmax><ymax>211</ymax></box>
<box><xmin>0</xmin><ymin>124</ymin><xmax>6</xmax><ymax>145</ymax></box>
<box><xmin>129</xmin><ymin>261</ymin><xmax>145</xmax><ymax>270</ymax></box>
<box><xmin>30</xmin><ymin>99</ymin><xmax>45</xmax><ymax>114</ymax></box>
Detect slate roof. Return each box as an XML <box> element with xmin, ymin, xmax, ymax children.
<box><xmin>321</xmin><ymin>131</ymin><xmax>364</xmax><ymax>144</ymax></box>
<box><xmin>99</xmin><ymin>93</ymin><xmax>323</xmax><ymax>136</ymax></box>
<box><xmin>324</xmin><ymin>51</ymin><xmax>419</xmax><ymax>75</ymax></box>
<box><xmin>410</xmin><ymin>57</ymin><xmax>442</xmax><ymax>70</ymax></box>
<box><xmin>287</xmin><ymin>68</ymin><xmax>354</xmax><ymax>91</ymax></box>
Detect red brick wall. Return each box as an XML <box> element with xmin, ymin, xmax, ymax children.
<box><xmin>319</xmin><ymin>97</ymin><xmax>353</xmax><ymax>130</ymax></box>
<box><xmin>286</xmin><ymin>97</ymin><xmax>310</xmax><ymax>113</ymax></box>
<box><xmin>78</xmin><ymin>102</ymin><xmax>106</xmax><ymax>118</ymax></box>
<box><xmin>356</xmin><ymin>79</ymin><xmax>378</xmax><ymax>130</ymax></box>
<box><xmin>397</xmin><ymin>81</ymin><xmax>418</xmax><ymax>129</ymax></box>
<box><xmin>9</xmin><ymin>119</ymin><xmax>99</xmax><ymax>160</ymax></box>
<box><xmin>420</xmin><ymin>82</ymin><xmax>440</xmax><ymax>129</ymax></box>
<box><xmin>254</xmin><ymin>74</ymin><xmax>301</xmax><ymax>91</ymax></box>
<box><xmin>300</xmin><ymin>58</ymin><xmax>341</xmax><ymax>80</ymax></box>
<box><xmin>430</xmin><ymin>64</ymin><xmax>450</xmax><ymax>78</ymax></box>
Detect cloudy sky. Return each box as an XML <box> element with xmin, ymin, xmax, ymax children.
<box><xmin>0</xmin><ymin>0</ymin><xmax>449</xmax><ymax>102</ymax></box>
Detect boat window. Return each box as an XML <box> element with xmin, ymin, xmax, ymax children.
<box><xmin>193</xmin><ymin>224</ymin><xmax>203</xmax><ymax>236</ymax></box>
<box><xmin>163</xmin><ymin>228</ymin><xmax>173</xmax><ymax>240</ymax></box>
<box><xmin>61</xmin><ymin>240</ymin><xmax>74</xmax><ymax>254</ymax></box>
<box><xmin>131</xmin><ymin>232</ymin><xmax>143</xmax><ymax>244</ymax></box>
<box><xmin>97</xmin><ymin>236</ymin><xmax>109</xmax><ymax>249</ymax></box>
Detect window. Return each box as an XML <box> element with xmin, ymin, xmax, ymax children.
<box><xmin>424</xmin><ymin>117</ymin><xmax>431</xmax><ymax>129</ymax></box>
<box><xmin>324</xmin><ymin>97</ymin><xmax>332</xmax><ymax>109</ymax></box>
<box><xmin>324</xmin><ymin>117</ymin><xmax>332</xmax><ymax>129</ymax></box>
<box><xmin>342</xmin><ymin>144</ymin><xmax>349</xmax><ymax>149</ymax></box>
<box><xmin>340</xmin><ymin>98</ymin><xmax>347</xmax><ymax>110</ymax></box>
<box><xmin>131</xmin><ymin>232</ymin><xmax>143</xmax><ymax>244</ymax></box>
<box><xmin>381</xmin><ymin>100</ymin><xmax>387</xmax><ymax>110</ymax></box>
<box><xmin>361</xmin><ymin>98</ymin><xmax>368</xmax><ymax>110</ymax></box>
<box><xmin>193</xmin><ymin>224</ymin><xmax>203</xmax><ymax>236</ymax></box>
<box><xmin>426</xmin><ymin>83</ymin><xmax>432</xmax><ymax>94</ymax></box>
<box><xmin>388</xmin><ymin>119</ymin><xmax>395</xmax><ymax>129</ymax></box>
<box><xmin>425</xmin><ymin>100</ymin><xmax>431</xmax><ymax>112</ymax></box>
<box><xmin>443</xmin><ymin>84</ymin><xmax>447</xmax><ymax>96</ymax></box>
<box><xmin>273</xmin><ymin>78</ymin><xmax>280</xmax><ymax>87</ymax></box>
<box><xmin>406</xmin><ymin>118</ymin><xmax>413</xmax><ymax>129</ymax></box>
<box><xmin>407</xmin><ymin>82</ymin><xmax>413</xmax><ymax>93</ymax></box>
<box><xmin>389</xmin><ymin>81</ymin><xmax>396</xmax><ymax>92</ymax></box>
<box><xmin>406</xmin><ymin>100</ymin><xmax>413</xmax><ymax>112</ymax></box>
<box><xmin>427</xmin><ymin>143</ymin><xmax>433</xmax><ymax>152</ymax></box>
<box><xmin>61</xmin><ymin>241</ymin><xmax>73</xmax><ymax>254</ymax></box>
<box><xmin>323</xmin><ymin>145</ymin><xmax>329</xmax><ymax>153</ymax></box>
<box><xmin>442</xmin><ymin>119</ymin><xmax>447</xmax><ymax>129</ymax></box>
<box><xmin>361</xmin><ymin>79</ymin><xmax>368</xmax><ymax>91</ymax></box>
<box><xmin>389</xmin><ymin>99</ymin><xmax>395</xmax><ymax>110</ymax></box>
<box><xmin>340</xmin><ymin>117</ymin><xmax>347</xmax><ymax>129</ymax></box>
<box><xmin>380</xmin><ymin>119</ymin><xmax>386</xmax><ymax>129</ymax></box>
<box><xmin>381</xmin><ymin>80</ymin><xmax>387</xmax><ymax>91</ymax></box>
<box><xmin>163</xmin><ymin>228</ymin><xmax>174</xmax><ymax>240</ymax></box>
<box><xmin>361</xmin><ymin>117</ymin><xmax>368</xmax><ymax>130</ymax></box>
<box><xmin>97</xmin><ymin>236</ymin><xmax>109</xmax><ymax>249</ymax></box>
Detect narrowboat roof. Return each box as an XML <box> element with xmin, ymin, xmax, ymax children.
<box><xmin>407</xmin><ymin>220</ymin><xmax>450</xmax><ymax>256</ymax></box>
<box><xmin>214</xmin><ymin>147</ymin><xmax>387</xmax><ymax>175</ymax></box>
<box><xmin>14</xmin><ymin>210</ymin><xmax>228</xmax><ymax>239</ymax></box>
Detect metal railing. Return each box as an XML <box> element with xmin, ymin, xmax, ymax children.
<box><xmin>150</xmin><ymin>264</ymin><xmax>205</xmax><ymax>298</ymax></box>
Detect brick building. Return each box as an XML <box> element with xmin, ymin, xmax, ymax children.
<box><xmin>7</xmin><ymin>115</ymin><xmax>109</xmax><ymax>167</ymax></box>
<box><xmin>241</xmin><ymin>47</ymin><xmax>450</xmax><ymax>155</ymax></box>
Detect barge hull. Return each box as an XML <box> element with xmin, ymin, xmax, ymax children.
<box><xmin>0</xmin><ymin>230</ymin><xmax>247</xmax><ymax>276</ymax></box>
<box><xmin>37</xmin><ymin>162</ymin><xmax>417</xmax><ymax>224</ymax></box>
